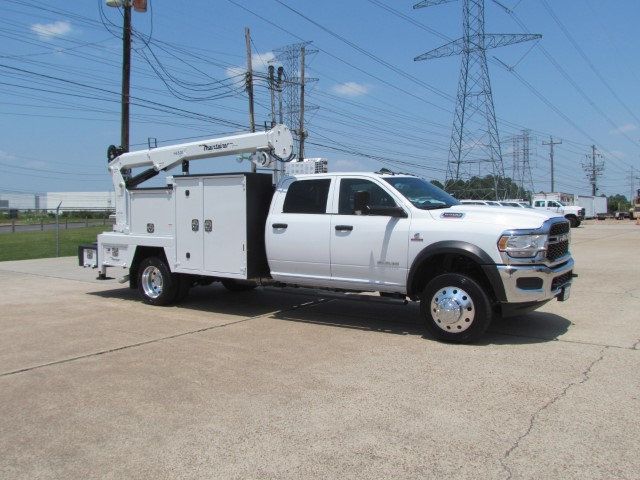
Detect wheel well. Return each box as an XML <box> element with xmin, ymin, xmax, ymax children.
<box><xmin>409</xmin><ymin>253</ymin><xmax>497</xmax><ymax>302</ymax></box>
<box><xmin>129</xmin><ymin>246</ymin><xmax>168</xmax><ymax>289</ymax></box>
<box><xmin>565</xmin><ymin>213</ymin><xmax>577</xmax><ymax>219</ymax></box>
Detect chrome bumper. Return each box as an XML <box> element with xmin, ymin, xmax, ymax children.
<box><xmin>497</xmin><ymin>257</ymin><xmax>574</xmax><ymax>304</ymax></box>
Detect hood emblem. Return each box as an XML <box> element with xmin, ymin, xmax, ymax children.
<box><xmin>441</xmin><ymin>212</ymin><xmax>465</xmax><ymax>219</ymax></box>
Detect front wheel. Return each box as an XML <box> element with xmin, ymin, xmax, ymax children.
<box><xmin>420</xmin><ymin>273</ymin><xmax>493</xmax><ymax>343</ymax></box>
<box><xmin>567</xmin><ymin>216</ymin><xmax>580</xmax><ymax>228</ymax></box>
<box><xmin>137</xmin><ymin>257</ymin><xmax>179</xmax><ymax>306</ymax></box>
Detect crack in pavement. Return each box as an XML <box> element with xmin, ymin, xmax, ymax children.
<box><xmin>632</xmin><ymin>338</ymin><xmax>640</xmax><ymax>351</ymax></box>
<box><xmin>499</xmin><ymin>346</ymin><xmax>608</xmax><ymax>480</ymax></box>
<box><xmin>0</xmin><ymin>298</ymin><xmax>333</xmax><ymax>378</ymax></box>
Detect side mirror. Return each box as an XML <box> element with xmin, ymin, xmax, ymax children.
<box><xmin>354</xmin><ymin>190</ymin><xmax>370</xmax><ymax>214</ymax></box>
<box><xmin>367</xmin><ymin>205</ymin><xmax>408</xmax><ymax>218</ymax></box>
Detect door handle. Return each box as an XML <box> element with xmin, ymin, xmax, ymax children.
<box><xmin>335</xmin><ymin>225</ymin><xmax>353</xmax><ymax>231</ymax></box>
<box><xmin>272</xmin><ymin>223</ymin><xmax>288</xmax><ymax>229</ymax></box>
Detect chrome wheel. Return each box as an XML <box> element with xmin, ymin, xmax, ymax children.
<box><xmin>430</xmin><ymin>286</ymin><xmax>475</xmax><ymax>333</ymax></box>
<box><xmin>141</xmin><ymin>265</ymin><xmax>163</xmax><ymax>299</ymax></box>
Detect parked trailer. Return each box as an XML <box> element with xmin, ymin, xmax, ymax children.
<box><xmin>576</xmin><ymin>195</ymin><xmax>607</xmax><ymax>219</ymax></box>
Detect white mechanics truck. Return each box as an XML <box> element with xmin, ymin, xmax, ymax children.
<box><xmin>80</xmin><ymin>125</ymin><xmax>575</xmax><ymax>342</ymax></box>
<box><xmin>532</xmin><ymin>196</ymin><xmax>585</xmax><ymax>228</ymax></box>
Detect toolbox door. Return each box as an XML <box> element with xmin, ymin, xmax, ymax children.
<box><xmin>202</xmin><ymin>176</ymin><xmax>248</xmax><ymax>277</ymax></box>
<box><xmin>175</xmin><ymin>178</ymin><xmax>204</xmax><ymax>271</ymax></box>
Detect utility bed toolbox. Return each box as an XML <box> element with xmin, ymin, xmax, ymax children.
<box><xmin>173</xmin><ymin>172</ymin><xmax>274</xmax><ymax>278</ymax></box>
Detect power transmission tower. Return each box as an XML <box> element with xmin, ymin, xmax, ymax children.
<box><xmin>274</xmin><ymin>42</ymin><xmax>318</xmax><ymax>160</ymax></box>
<box><xmin>542</xmin><ymin>136</ymin><xmax>562</xmax><ymax>192</ymax></box>
<box><xmin>509</xmin><ymin>129</ymin><xmax>533</xmax><ymax>197</ymax></box>
<box><xmin>628</xmin><ymin>167</ymin><xmax>639</xmax><ymax>204</ymax></box>
<box><xmin>582</xmin><ymin>145</ymin><xmax>604</xmax><ymax>195</ymax></box>
<box><xmin>413</xmin><ymin>0</ymin><xmax>541</xmax><ymax>199</ymax></box>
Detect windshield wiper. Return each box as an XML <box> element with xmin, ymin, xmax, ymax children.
<box><xmin>419</xmin><ymin>204</ymin><xmax>452</xmax><ymax>210</ymax></box>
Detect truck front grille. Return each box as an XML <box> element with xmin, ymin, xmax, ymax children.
<box><xmin>547</xmin><ymin>240</ymin><xmax>569</xmax><ymax>261</ymax></box>
<box><xmin>551</xmin><ymin>270</ymin><xmax>572</xmax><ymax>291</ymax></box>
<box><xmin>549</xmin><ymin>221</ymin><xmax>570</xmax><ymax>236</ymax></box>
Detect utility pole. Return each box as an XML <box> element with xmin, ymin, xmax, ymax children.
<box><xmin>244</xmin><ymin>27</ymin><xmax>256</xmax><ymax>172</ymax></box>
<box><xmin>268</xmin><ymin>65</ymin><xmax>276</xmax><ymax>127</ymax></box>
<box><xmin>276</xmin><ymin>66</ymin><xmax>284</xmax><ymax>125</ymax></box>
<box><xmin>582</xmin><ymin>145</ymin><xmax>604</xmax><ymax>196</ymax></box>
<box><xmin>298</xmin><ymin>45</ymin><xmax>306</xmax><ymax>162</ymax></box>
<box><xmin>121</xmin><ymin>3</ymin><xmax>131</xmax><ymax>152</ymax></box>
<box><xmin>542</xmin><ymin>136</ymin><xmax>562</xmax><ymax>192</ymax></box>
<box><xmin>106</xmin><ymin>0</ymin><xmax>147</xmax><ymax>155</ymax></box>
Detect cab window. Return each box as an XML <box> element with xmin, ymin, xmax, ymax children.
<box><xmin>282</xmin><ymin>179</ymin><xmax>331</xmax><ymax>214</ymax></box>
<box><xmin>548</xmin><ymin>201</ymin><xmax>560</xmax><ymax>208</ymax></box>
<box><xmin>338</xmin><ymin>178</ymin><xmax>396</xmax><ymax>215</ymax></box>
<box><xmin>534</xmin><ymin>201</ymin><xmax>545</xmax><ymax>207</ymax></box>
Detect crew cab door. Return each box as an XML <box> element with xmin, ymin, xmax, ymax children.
<box><xmin>265</xmin><ymin>177</ymin><xmax>333</xmax><ymax>285</ymax></box>
<box><xmin>330</xmin><ymin>177</ymin><xmax>410</xmax><ymax>292</ymax></box>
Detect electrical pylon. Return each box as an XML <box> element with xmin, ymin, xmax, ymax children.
<box><xmin>274</xmin><ymin>42</ymin><xmax>318</xmax><ymax>159</ymax></box>
<box><xmin>414</xmin><ymin>0</ymin><xmax>541</xmax><ymax>199</ymax></box>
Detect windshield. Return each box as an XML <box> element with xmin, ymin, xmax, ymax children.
<box><xmin>383</xmin><ymin>177</ymin><xmax>459</xmax><ymax>210</ymax></box>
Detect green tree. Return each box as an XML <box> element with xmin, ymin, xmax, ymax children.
<box><xmin>607</xmin><ymin>194</ymin><xmax>629</xmax><ymax>213</ymax></box>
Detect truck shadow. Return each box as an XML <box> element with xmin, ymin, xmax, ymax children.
<box><xmin>89</xmin><ymin>286</ymin><xmax>571</xmax><ymax>345</ymax></box>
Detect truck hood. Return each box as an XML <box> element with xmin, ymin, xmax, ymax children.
<box><xmin>428</xmin><ymin>205</ymin><xmax>563</xmax><ymax>229</ymax></box>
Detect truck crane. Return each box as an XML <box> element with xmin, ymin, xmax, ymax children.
<box><xmin>80</xmin><ymin>125</ymin><xmax>575</xmax><ymax>343</ymax></box>
<box><xmin>107</xmin><ymin>124</ymin><xmax>294</xmax><ymax>234</ymax></box>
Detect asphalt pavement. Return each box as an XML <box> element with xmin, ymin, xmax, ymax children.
<box><xmin>0</xmin><ymin>223</ymin><xmax>638</xmax><ymax>479</ymax></box>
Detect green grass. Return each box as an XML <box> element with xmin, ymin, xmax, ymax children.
<box><xmin>0</xmin><ymin>226</ymin><xmax>107</xmax><ymax>262</ymax></box>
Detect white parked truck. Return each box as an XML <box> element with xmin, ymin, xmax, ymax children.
<box><xmin>532</xmin><ymin>194</ymin><xmax>585</xmax><ymax>227</ymax></box>
<box><xmin>79</xmin><ymin>126</ymin><xmax>575</xmax><ymax>343</ymax></box>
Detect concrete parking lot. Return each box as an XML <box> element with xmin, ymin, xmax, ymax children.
<box><xmin>1</xmin><ymin>222</ymin><xmax>638</xmax><ymax>479</ymax></box>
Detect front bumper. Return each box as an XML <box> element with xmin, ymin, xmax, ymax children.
<box><xmin>497</xmin><ymin>257</ymin><xmax>574</xmax><ymax>304</ymax></box>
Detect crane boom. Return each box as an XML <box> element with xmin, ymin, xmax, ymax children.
<box><xmin>108</xmin><ymin>124</ymin><xmax>293</xmax><ymax>233</ymax></box>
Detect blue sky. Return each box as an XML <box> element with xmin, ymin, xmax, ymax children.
<box><xmin>0</xmin><ymin>0</ymin><xmax>639</xmax><ymax>198</ymax></box>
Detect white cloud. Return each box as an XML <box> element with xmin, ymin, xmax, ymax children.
<box><xmin>609</xmin><ymin>150</ymin><xmax>627</xmax><ymax>159</ymax></box>
<box><xmin>331</xmin><ymin>82</ymin><xmax>370</xmax><ymax>97</ymax></box>
<box><xmin>610</xmin><ymin>123</ymin><xmax>637</xmax><ymax>135</ymax></box>
<box><xmin>30</xmin><ymin>21</ymin><xmax>72</xmax><ymax>40</ymax></box>
<box><xmin>332</xmin><ymin>159</ymin><xmax>366</xmax><ymax>171</ymax></box>
<box><xmin>225</xmin><ymin>51</ymin><xmax>275</xmax><ymax>77</ymax></box>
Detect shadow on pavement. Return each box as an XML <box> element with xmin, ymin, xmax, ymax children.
<box><xmin>88</xmin><ymin>285</ymin><xmax>571</xmax><ymax>345</ymax></box>
<box><xmin>484</xmin><ymin>312</ymin><xmax>571</xmax><ymax>345</ymax></box>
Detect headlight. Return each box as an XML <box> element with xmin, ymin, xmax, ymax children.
<box><xmin>497</xmin><ymin>234</ymin><xmax>548</xmax><ymax>258</ymax></box>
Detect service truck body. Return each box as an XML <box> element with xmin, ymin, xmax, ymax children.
<box><xmin>80</xmin><ymin>126</ymin><xmax>575</xmax><ymax>343</ymax></box>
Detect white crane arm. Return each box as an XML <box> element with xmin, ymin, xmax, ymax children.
<box><xmin>108</xmin><ymin>125</ymin><xmax>293</xmax><ymax>233</ymax></box>
<box><xmin>109</xmin><ymin>125</ymin><xmax>293</xmax><ymax>190</ymax></box>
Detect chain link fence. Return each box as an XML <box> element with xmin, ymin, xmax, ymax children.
<box><xmin>0</xmin><ymin>209</ymin><xmax>115</xmax><ymax>261</ymax></box>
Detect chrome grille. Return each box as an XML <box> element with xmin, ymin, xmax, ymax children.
<box><xmin>549</xmin><ymin>221</ymin><xmax>570</xmax><ymax>236</ymax></box>
<box><xmin>547</xmin><ymin>240</ymin><xmax>569</xmax><ymax>261</ymax></box>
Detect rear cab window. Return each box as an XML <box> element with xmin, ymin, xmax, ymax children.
<box><xmin>282</xmin><ymin>178</ymin><xmax>331</xmax><ymax>214</ymax></box>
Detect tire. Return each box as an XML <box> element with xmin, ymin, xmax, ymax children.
<box><xmin>137</xmin><ymin>256</ymin><xmax>179</xmax><ymax>306</ymax></box>
<box><xmin>221</xmin><ymin>279</ymin><xmax>257</xmax><ymax>292</ymax></box>
<box><xmin>567</xmin><ymin>216</ymin><xmax>579</xmax><ymax>228</ymax></box>
<box><xmin>420</xmin><ymin>273</ymin><xmax>493</xmax><ymax>343</ymax></box>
